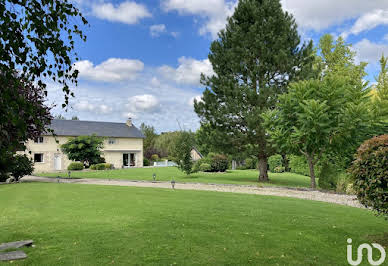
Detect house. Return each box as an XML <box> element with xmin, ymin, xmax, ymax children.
<box><xmin>190</xmin><ymin>147</ymin><xmax>203</xmax><ymax>161</ymax></box>
<box><xmin>24</xmin><ymin>118</ymin><xmax>144</xmax><ymax>172</ymax></box>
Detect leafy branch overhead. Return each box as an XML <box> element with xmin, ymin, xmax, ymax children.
<box><xmin>0</xmin><ymin>0</ymin><xmax>88</xmax><ymax>106</ymax></box>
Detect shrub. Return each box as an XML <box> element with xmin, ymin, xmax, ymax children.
<box><xmin>199</xmin><ymin>163</ymin><xmax>212</xmax><ymax>172</ymax></box>
<box><xmin>11</xmin><ymin>154</ymin><xmax>34</xmax><ymax>181</ymax></box>
<box><xmin>289</xmin><ymin>155</ymin><xmax>309</xmax><ymax>176</ymax></box>
<box><xmin>318</xmin><ymin>161</ymin><xmax>340</xmax><ymax>190</ymax></box>
<box><xmin>103</xmin><ymin>163</ymin><xmax>113</xmax><ymax>169</ymax></box>
<box><xmin>210</xmin><ymin>154</ymin><xmax>228</xmax><ymax>172</ymax></box>
<box><xmin>349</xmin><ymin>135</ymin><xmax>388</xmax><ymax>218</ymax></box>
<box><xmin>273</xmin><ymin>166</ymin><xmax>285</xmax><ymax>173</ymax></box>
<box><xmin>68</xmin><ymin>162</ymin><xmax>84</xmax><ymax>171</ymax></box>
<box><xmin>268</xmin><ymin>155</ymin><xmax>283</xmax><ymax>172</ymax></box>
<box><xmin>236</xmin><ymin>165</ymin><xmax>248</xmax><ymax>170</ymax></box>
<box><xmin>150</xmin><ymin>154</ymin><xmax>159</xmax><ymax>162</ymax></box>
<box><xmin>244</xmin><ymin>157</ymin><xmax>257</xmax><ymax>169</ymax></box>
<box><xmin>143</xmin><ymin>158</ymin><xmax>150</xmax><ymax>166</ymax></box>
<box><xmin>90</xmin><ymin>164</ymin><xmax>96</xmax><ymax>170</ymax></box>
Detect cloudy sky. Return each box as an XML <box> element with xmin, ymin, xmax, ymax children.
<box><xmin>49</xmin><ymin>0</ymin><xmax>388</xmax><ymax>132</ymax></box>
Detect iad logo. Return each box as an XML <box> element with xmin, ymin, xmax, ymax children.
<box><xmin>347</xmin><ymin>238</ymin><xmax>386</xmax><ymax>265</ymax></box>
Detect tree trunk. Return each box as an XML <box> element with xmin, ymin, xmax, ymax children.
<box><xmin>281</xmin><ymin>153</ymin><xmax>290</xmax><ymax>172</ymax></box>
<box><xmin>258</xmin><ymin>155</ymin><xmax>269</xmax><ymax>182</ymax></box>
<box><xmin>306</xmin><ymin>154</ymin><xmax>316</xmax><ymax>189</ymax></box>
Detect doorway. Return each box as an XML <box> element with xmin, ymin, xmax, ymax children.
<box><xmin>123</xmin><ymin>153</ymin><xmax>136</xmax><ymax>167</ymax></box>
<box><xmin>54</xmin><ymin>153</ymin><xmax>62</xmax><ymax>170</ymax></box>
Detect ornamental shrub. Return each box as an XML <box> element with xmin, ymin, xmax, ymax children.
<box><xmin>244</xmin><ymin>157</ymin><xmax>257</xmax><ymax>169</ymax></box>
<box><xmin>11</xmin><ymin>154</ymin><xmax>34</xmax><ymax>181</ymax></box>
<box><xmin>289</xmin><ymin>155</ymin><xmax>309</xmax><ymax>176</ymax></box>
<box><xmin>150</xmin><ymin>154</ymin><xmax>160</xmax><ymax>162</ymax></box>
<box><xmin>210</xmin><ymin>154</ymin><xmax>228</xmax><ymax>172</ymax></box>
<box><xmin>68</xmin><ymin>162</ymin><xmax>84</xmax><ymax>171</ymax></box>
<box><xmin>274</xmin><ymin>166</ymin><xmax>285</xmax><ymax>173</ymax></box>
<box><xmin>268</xmin><ymin>155</ymin><xmax>283</xmax><ymax>172</ymax></box>
<box><xmin>349</xmin><ymin>135</ymin><xmax>388</xmax><ymax>218</ymax></box>
<box><xmin>143</xmin><ymin>158</ymin><xmax>150</xmax><ymax>166</ymax></box>
<box><xmin>199</xmin><ymin>163</ymin><xmax>212</xmax><ymax>172</ymax></box>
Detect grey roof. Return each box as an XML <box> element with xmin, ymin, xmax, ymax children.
<box><xmin>45</xmin><ymin>119</ymin><xmax>145</xmax><ymax>138</ymax></box>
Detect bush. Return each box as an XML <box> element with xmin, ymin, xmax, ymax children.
<box><xmin>11</xmin><ymin>154</ymin><xmax>34</xmax><ymax>181</ymax></box>
<box><xmin>244</xmin><ymin>157</ymin><xmax>257</xmax><ymax>169</ymax></box>
<box><xmin>150</xmin><ymin>154</ymin><xmax>159</xmax><ymax>162</ymax></box>
<box><xmin>143</xmin><ymin>158</ymin><xmax>150</xmax><ymax>166</ymax></box>
<box><xmin>90</xmin><ymin>163</ymin><xmax>113</xmax><ymax>170</ymax></box>
<box><xmin>289</xmin><ymin>155</ymin><xmax>309</xmax><ymax>176</ymax></box>
<box><xmin>268</xmin><ymin>155</ymin><xmax>283</xmax><ymax>172</ymax></box>
<box><xmin>349</xmin><ymin>135</ymin><xmax>388</xmax><ymax>218</ymax></box>
<box><xmin>68</xmin><ymin>162</ymin><xmax>84</xmax><ymax>171</ymax></box>
<box><xmin>199</xmin><ymin>163</ymin><xmax>212</xmax><ymax>172</ymax></box>
<box><xmin>273</xmin><ymin>166</ymin><xmax>285</xmax><ymax>173</ymax></box>
<box><xmin>318</xmin><ymin>161</ymin><xmax>342</xmax><ymax>190</ymax></box>
<box><xmin>210</xmin><ymin>154</ymin><xmax>228</xmax><ymax>172</ymax></box>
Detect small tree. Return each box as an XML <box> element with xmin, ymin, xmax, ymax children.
<box><xmin>61</xmin><ymin>135</ymin><xmax>104</xmax><ymax>167</ymax></box>
<box><xmin>194</xmin><ymin>0</ymin><xmax>313</xmax><ymax>182</ymax></box>
<box><xmin>140</xmin><ymin>123</ymin><xmax>159</xmax><ymax>160</ymax></box>
<box><xmin>349</xmin><ymin>135</ymin><xmax>388</xmax><ymax>219</ymax></box>
<box><xmin>172</xmin><ymin>131</ymin><xmax>194</xmax><ymax>175</ymax></box>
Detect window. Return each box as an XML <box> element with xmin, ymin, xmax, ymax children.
<box><xmin>34</xmin><ymin>153</ymin><xmax>44</xmax><ymax>163</ymax></box>
<box><xmin>108</xmin><ymin>138</ymin><xmax>116</xmax><ymax>144</ymax></box>
<box><xmin>34</xmin><ymin>136</ymin><xmax>44</xmax><ymax>143</ymax></box>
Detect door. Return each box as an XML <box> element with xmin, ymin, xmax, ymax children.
<box><xmin>54</xmin><ymin>153</ymin><xmax>62</xmax><ymax>170</ymax></box>
<box><xmin>130</xmin><ymin>153</ymin><xmax>135</xmax><ymax>167</ymax></box>
<box><xmin>123</xmin><ymin>153</ymin><xmax>129</xmax><ymax>167</ymax></box>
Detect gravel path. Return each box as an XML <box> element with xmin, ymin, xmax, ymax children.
<box><xmin>21</xmin><ymin>176</ymin><xmax>363</xmax><ymax>208</ymax></box>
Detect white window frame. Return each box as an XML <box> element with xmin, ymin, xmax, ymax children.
<box><xmin>34</xmin><ymin>136</ymin><xmax>44</xmax><ymax>143</ymax></box>
<box><xmin>34</xmin><ymin>153</ymin><xmax>44</xmax><ymax>163</ymax></box>
<box><xmin>108</xmin><ymin>138</ymin><xmax>116</xmax><ymax>145</ymax></box>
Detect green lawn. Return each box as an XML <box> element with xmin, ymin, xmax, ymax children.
<box><xmin>37</xmin><ymin>167</ymin><xmax>314</xmax><ymax>188</ymax></box>
<box><xmin>0</xmin><ymin>183</ymin><xmax>386</xmax><ymax>265</ymax></box>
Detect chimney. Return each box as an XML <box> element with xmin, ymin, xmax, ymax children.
<box><xmin>126</xmin><ymin>117</ymin><xmax>132</xmax><ymax>127</ymax></box>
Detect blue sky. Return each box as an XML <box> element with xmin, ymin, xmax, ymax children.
<box><xmin>49</xmin><ymin>0</ymin><xmax>388</xmax><ymax>132</ymax></box>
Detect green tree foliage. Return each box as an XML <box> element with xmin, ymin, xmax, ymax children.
<box><xmin>1</xmin><ymin>0</ymin><xmax>87</xmax><ymax>178</ymax></box>
<box><xmin>349</xmin><ymin>135</ymin><xmax>388</xmax><ymax>219</ymax></box>
<box><xmin>371</xmin><ymin>55</ymin><xmax>388</xmax><ymax>123</ymax></box>
<box><xmin>0</xmin><ymin>75</ymin><xmax>52</xmax><ymax>179</ymax></box>
<box><xmin>1</xmin><ymin>0</ymin><xmax>88</xmax><ymax>103</ymax></box>
<box><xmin>195</xmin><ymin>0</ymin><xmax>313</xmax><ymax>182</ymax></box>
<box><xmin>171</xmin><ymin>131</ymin><xmax>194</xmax><ymax>175</ymax></box>
<box><xmin>263</xmin><ymin>35</ymin><xmax>372</xmax><ymax>188</ymax></box>
<box><xmin>61</xmin><ymin>135</ymin><xmax>104</xmax><ymax>167</ymax></box>
<box><xmin>140</xmin><ymin>123</ymin><xmax>158</xmax><ymax>159</ymax></box>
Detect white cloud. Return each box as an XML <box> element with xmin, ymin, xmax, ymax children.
<box><xmin>74</xmin><ymin>58</ymin><xmax>144</xmax><ymax>82</ymax></box>
<box><xmin>353</xmin><ymin>39</ymin><xmax>388</xmax><ymax>63</ymax></box>
<box><xmin>150</xmin><ymin>77</ymin><xmax>161</xmax><ymax>87</ymax></box>
<box><xmin>74</xmin><ymin>101</ymin><xmax>113</xmax><ymax>114</ymax></box>
<box><xmin>92</xmin><ymin>1</ymin><xmax>151</xmax><ymax>24</ymax></box>
<box><xmin>281</xmin><ymin>0</ymin><xmax>388</xmax><ymax>31</ymax></box>
<box><xmin>126</xmin><ymin>94</ymin><xmax>160</xmax><ymax>113</ymax></box>
<box><xmin>162</xmin><ymin>0</ymin><xmax>237</xmax><ymax>38</ymax></box>
<box><xmin>342</xmin><ymin>9</ymin><xmax>388</xmax><ymax>39</ymax></box>
<box><xmin>188</xmin><ymin>95</ymin><xmax>202</xmax><ymax>106</ymax></box>
<box><xmin>158</xmin><ymin>57</ymin><xmax>214</xmax><ymax>85</ymax></box>
<box><xmin>150</xmin><ymin>24</ymin><xmax>167</xmax><ymax>37</ymax></box>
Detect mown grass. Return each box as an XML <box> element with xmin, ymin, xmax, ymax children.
<box><xmin>0</xmin><ymin>183</ymin><xmax>386</xmax><ymax>265</ymax></box>
<box><xmin>37</xmin><ymin>167</ymin><xmax>314</xmax><ymax>188</ymax></box>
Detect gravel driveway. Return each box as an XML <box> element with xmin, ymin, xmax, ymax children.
<box><xmin>21</xmin><ymin>176</ymin><xmax>363</xmax><ymax>208</ymax></box>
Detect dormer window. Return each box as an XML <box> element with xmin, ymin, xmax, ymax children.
<box><xmin>108</xmin><ymin>138</ymin><xmax>116</xmax><ymax>144</ymax></box>
<box><xmin>34</xmin><ymin>136</ymin><xmax>44</xmax><ymax>143</ymax></box>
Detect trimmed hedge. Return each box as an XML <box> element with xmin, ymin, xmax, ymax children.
<box><xmin>143</xmin><ymin>158</ymin><xmax>150</xmax><ymax>166</ymax></box>
<box><xmin>210</xmin><ymin>154</ymin><xmax>228</xmax><ymax>172</ymax></box>
<box><xmin>90</xmin><ymin>163</ymin><xmax>113</xmax><ymax>170</ymax></box>
<box><xmin>199</xmin><ymin>163</ymin><xmax>212</xmax><ymax>172</ymax></box>
<box><xmin>68</xmin><ymin>162</ymin><xmax>84</xmax><ymax>171</ymax></box>
<box><xmin>349</xmin><ymin>135</ymin><xmax>388</xmax><ymax>218</ymax></box>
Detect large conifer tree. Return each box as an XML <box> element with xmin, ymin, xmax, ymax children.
<box><xmin>194</xmin><ymin>0</ymin><xmax>313</xmax><ymax>181</ymax></box>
